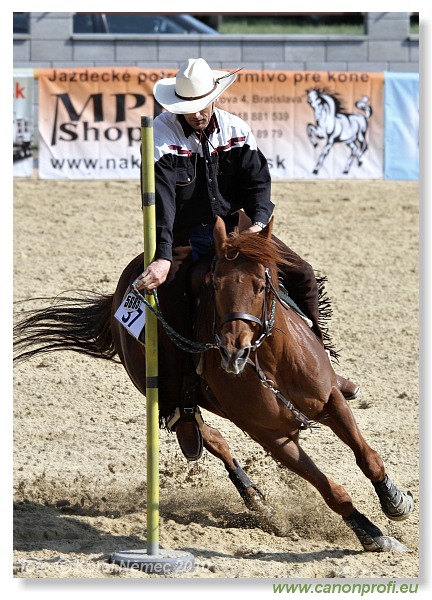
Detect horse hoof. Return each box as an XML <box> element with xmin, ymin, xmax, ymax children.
<box><xmin>243</xmin><ymin>487</ymin><xmax>266</xmax><ymax>512</ymax></box>
<box><xmin>367</xmin><ymin>536</ymin><xmax>410</xmax><ymax>553</ymax></box>
<box><xmin>251</xmin><ymin>500</ymin><xmax>287</xmax><ymax>537</ymax></box>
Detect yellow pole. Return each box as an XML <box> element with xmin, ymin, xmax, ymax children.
<box><xmin>110</xmin><ymin>116</ymin><xmax>194</xmax><ymax>572</ymax></box>
<box><xmin>141</xmin><ymin>115</ymin><xmax>159</xmax><ymax>556</ymax></box>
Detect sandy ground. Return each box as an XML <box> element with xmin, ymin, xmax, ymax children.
<box><xmin>12</xmin><ymin>177</ymin><xmax>420</xmax><ymax>588</ymax></box>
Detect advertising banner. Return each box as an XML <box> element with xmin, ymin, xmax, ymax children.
<box><xmin>13</xmin><ymin>69</ymin><xmax>35</xmax><ymax>177</ymax></box>
<box><xmin>38</xmin><ymin>67</ymin><xmax>384</xmax><ymax>180</ymax></box>
<box><xmin>221</xmin><ymin>69</ymin><xmax>384</xmax><ymax>180</ymax></box>
<box><xmin>38</xmin><ymin>67</ymin><xmax>157</xmax><ymax>179</ymax></box>
<box><xmin>384</xmin><ymin>72</ymin><xmax>419</xmax><ymax>180</ymax></box>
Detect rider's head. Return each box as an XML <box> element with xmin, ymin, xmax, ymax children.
<box><xmin>153</xmin><ymin>58</ymin><xmax>239</xmax><ymax>129</ymax></box>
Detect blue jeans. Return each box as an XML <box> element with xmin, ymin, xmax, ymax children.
<box><xmin>189</xmin><ymin>223</ymin><xmax>216</xmax><ymax>262</ymax></box>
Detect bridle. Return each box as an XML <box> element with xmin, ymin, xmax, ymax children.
<box><xmin>212</xmin><ymin>264</ymin><xmax>277</xmax><ymax>352</ymax></box>
<box><xmin>131</xmin><ymin>256</ymin><xmax>285</xmax><ymax>354</ymax></box>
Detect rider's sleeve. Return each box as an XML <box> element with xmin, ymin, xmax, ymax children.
<box><xmin>222</xmin><ymin>115</ymin><xmax>274</xmax><ymax>226</ymax></box>
<box><xmin>237</xmin><ymin>130</ymin><xmax>274</xmax><ymax>226</ymax></box>
<box><xmin>152</xmin><ymin>115</ymin><xmax>181</xmax><ymax>263</ymax></box>
<box><xmin>154</xmin><ymin>152</ymin><xmax>176</xmax><ymax>262</ymax></box>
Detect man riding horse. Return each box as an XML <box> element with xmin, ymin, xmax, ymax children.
<box><xmin>135</xmin><ymin>58</ymin><xmax>360</xmax><ymax>461</ymax></box>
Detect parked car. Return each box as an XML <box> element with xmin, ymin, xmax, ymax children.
<box><xmin>73</xmin><ymin>13</ymin><xmax>220</xmax><ymax>35</ymax></box>
<box><xmin>13</xmin><ymin>12</ymin><xmax>29</xmax><ymax>34</ymax></box>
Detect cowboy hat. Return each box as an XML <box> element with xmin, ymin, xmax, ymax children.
<box><xmin>153</xmin><ymin>58</ymin><xmax>238</xmax><ymax>114</ymax></box>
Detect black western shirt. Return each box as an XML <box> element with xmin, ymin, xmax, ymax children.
<box><xmin>153</xmin><ymin>108</ymin><xmax>274</xmax><ymax>262</ymax></box>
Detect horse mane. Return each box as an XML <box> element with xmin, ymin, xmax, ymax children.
<box><xmin>220</xmin><ymin>229</ymin><xmax>339</xmax><ymax>361</ymax></box>
<box><xmin>223</xmin><ymin>230</ymin><xmax>296</xmax><ymax>283</ymax></box>
<box><xmin>307</xmin><ymin>87</ymin><xmax>349</xmax><ymax>116</ymax></box>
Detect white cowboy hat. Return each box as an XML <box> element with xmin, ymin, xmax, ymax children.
<box><xmin>153</xmin><ymin>58</ymin><xmax>238</xmax><ymax>114</ymax></box>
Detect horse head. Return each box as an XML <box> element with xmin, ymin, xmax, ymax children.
<box><xmin>307</xmin><ymin>89</ymin><xmax>321</xmax><ymax>109</ymax></box>
<box><xmin>212</xmin><ymin>216</ymin><xmax>275</xmax><ymax>375</ymax></box>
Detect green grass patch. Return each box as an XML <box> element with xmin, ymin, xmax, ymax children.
<box><xmin>219</xmin><ymin>15</ymin><xmax>365</xmax><ymax>35</ymax></box>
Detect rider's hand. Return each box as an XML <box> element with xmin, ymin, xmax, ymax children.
<box><xmin>135</xmin><ymin>258</ymin><xmax>171</xmax><ymax>291</ymax></box>
<box><xmin>244</xmin><ymin>224</ymin><xmax>265</xmax><ymax>234</ymax></box>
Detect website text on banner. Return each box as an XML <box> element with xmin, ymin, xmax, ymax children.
<box><xmin>13</xmin><ymin>69</ymin><xmax>34</xmax><ymax>178</ymax></box>
<box><xmin>37</xmin><ymin>67</ymin><xmax>384</xmax><ymax>180</ymax></box>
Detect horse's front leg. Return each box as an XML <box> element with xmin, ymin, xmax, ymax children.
<box><xmin>197</xmin><ymin>385</ymin><xmax>266</xmax><ymax>511</ymax></box>
<box><xmin>324</xmin><ymin>387</ymin><xmax>414</xmax><ymax>522</ymax></box>
<box><xmin>313</xmin><ymin>138</ymin><xmax>335</xmax><ymax>174</ymax></box>
<box><xmin>307</xmin><ymin>123</ymin><xmax>320</xmax><ymax>148</ymax></box>
<box><xmin>200</xmin><ymin>422</ymin><xmax>265</xmax><ymax>511</ymax></box>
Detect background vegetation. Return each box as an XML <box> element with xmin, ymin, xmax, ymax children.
<box><xmin>198</xmin><ymin>13</ymin><xmax>419</xmax><ymax>35</ymax></box>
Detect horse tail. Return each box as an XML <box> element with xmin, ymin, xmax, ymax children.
<box><xmin>13</xmin><ymin>291</ymin><xmax>117</xmax><ymax>364</ymax></box>
<box><xmin>355</xmin><ymin>96</ymin><xmax>373</xmax><ymax>119</ymax></box>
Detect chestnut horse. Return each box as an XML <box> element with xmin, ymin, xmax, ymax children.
<box><xmin>14</xmin><ymin>217</ymin><xmax>414</xmax><ymax>552</ymax></box>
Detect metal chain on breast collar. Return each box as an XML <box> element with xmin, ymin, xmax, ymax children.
<box><xmin>251</xmin><ymin>352</ymin><xmax>319</xmax><ymax>431</ymax></box>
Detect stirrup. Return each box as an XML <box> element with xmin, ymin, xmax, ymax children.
<box><xmin>166</xmin><ymin>406</ymin><xmax>204</xmax><ymax>462</ymax></box>
<box><xmin>166</xmin><ymin>406</ymin><xmax>204</xmax><ymax>432</ymax></box>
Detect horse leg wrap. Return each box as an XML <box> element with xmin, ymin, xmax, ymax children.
<box><xmin>343</xmin><ymin>509</ymin><xmax>409</xmax><ymax>552</ymax></box>
<box><xmin>373</xmin><ymin>474</ymin><xmax>414</xmax><ymax>521</ymax></box>
<box><xmin>343</xmin><ymin>509</ymin><xmax>384</xmax><ymax>551</ymax></box>
<box><xmin>227</xmin><ymin>459</ymin><xmax>265</xmax><ymax>503</ymax></box>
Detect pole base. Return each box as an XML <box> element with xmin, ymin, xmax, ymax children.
<box><xmin>109</xmin><ymin>548</ymin><xmax>195</xmax><ymax>575</ymax></box>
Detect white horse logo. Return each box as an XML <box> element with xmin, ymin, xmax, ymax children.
<box><xmin>306</xmin><ymin>89</ymin><xmax>372</xmax><ymax>175</ymax></box>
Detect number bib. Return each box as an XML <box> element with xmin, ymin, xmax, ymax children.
<box><xmin>114</xmin><ymin>289</ymin><xmax>146</xmax><ymax>340</ymax></box>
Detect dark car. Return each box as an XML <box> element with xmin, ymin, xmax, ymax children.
<box><xmin>73</xmin><ymin>13</ymin><xmax>220</xmax><ymax>35</ymax></box>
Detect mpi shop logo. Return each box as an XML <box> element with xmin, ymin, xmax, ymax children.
<box><xmin>49</xmin><ymin>91</ymin><xmax>147</xmax><ymax>148</ymax></box>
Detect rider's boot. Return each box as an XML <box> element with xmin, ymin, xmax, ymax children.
<box><xmin>166</xmin><ymin>374</ymin><xmax>204</xmax><ymax>461</ymax></box>
<box><xmin>336</xmin><ymin>373</ymin><xmax>361</xmax><ymax>401</ymax></box>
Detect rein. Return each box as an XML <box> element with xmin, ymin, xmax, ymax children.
<box><xmin>130</xmin><ymin>264</ymin><xmax>277</xmax><ymax>354</ymax></box>
<box><xmin>130</xmin><ymin>282</ymin><xmax>219</xmax><ymax>353</ymax></box>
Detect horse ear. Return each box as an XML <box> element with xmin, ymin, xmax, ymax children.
<box><xmin>213</xmin><ymin>216</ymin><xmax>227</xmax><ymax>258</ymax></box>
<box><xmin>259</xmin><ymin>216</ymin><xmax>274</xmax><ymax>239</ymax></box>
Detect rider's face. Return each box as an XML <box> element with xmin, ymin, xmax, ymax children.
<box><xmin>184</xmin><ymin>102</ymin><xmax>215</xmax><ymax>131</ymax></box>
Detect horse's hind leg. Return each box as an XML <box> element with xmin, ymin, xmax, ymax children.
<box><xmin>343</xmin><ymin>142</ymin><xmax>358</xmax><ymax>174</ymax></box>
<box><xmin>324</xmin><ymin>387</ymin><xmax>414</xmax><ymax>522</ymax></box>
